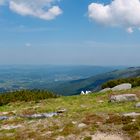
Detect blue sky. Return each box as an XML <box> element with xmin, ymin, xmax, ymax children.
<box><xmin>0</xmin><ymin>0</ymin><xmax>140</xmax><ymax>66</ymax></box>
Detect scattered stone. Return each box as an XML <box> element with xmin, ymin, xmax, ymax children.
<box><xmin>0</xmin><ymin>112</ymin><xmax>58</xmax><ymax>121</ymax></box>
<box><xmin>0</xmin><ymin>111</ymin><xmax>16</xmax><ymax>116</ymax></box>
<box><xmin>0</xmin><ymin>116</ymin><xmax>9</xmax><ymax>120</ymax></box>
<box><xmin>72</xmin><ymin>121</ymin><xmax>77</xmax><ymax>124</ymax></box>
<box><xmin>112</xmin><ymin>83</ymin><xmax>132</xmax><ymax>91</ymax></box>
<box><xmin>123</xmin><ymin>112</ymin><xmax>140</xmax><ymax>117</ymax></box>
<box><xmin>98</xmin><ymin>100</ymin><xmax>104</xmax><ymax>103</ymax></box>
<box><xmin>99</xmin><ymin>88</ymin><xmax>111</xmax><ymax>93</ymax></box>
<box><xmin>135</xmin><ymin>102</ymin><xmax>140</xmax><ymax>108</ymax></box>
<box><xmin>0</xmin><ymin>112</ymin><xmax>9</xmax><ymax>115</ymax></box>
<box><xmin>21</xmin><ymin>112</ymin><xmax>57</xmax><ymax>119</ymax></box>
<box><xmin>132</xmin><ymin>119</ymin><xmax>136</xmax><ymax>122</ymax></box>
<box><xmin>58</xmin><ymin>128</ymin><xmax>64</xmax><ymax>132</ymax></box>
<box><xmin>43</xmin><ymin>112</ymin><xmax>57</xmax><ymax>117</ymax></box>
<box><xmin>0</xmin><ymin>124</ymin><xmax>22</xmax><ymax>130</ymax></box>
<box><xmin>78</xmin><ymin>123</ymin><xmax>87</xmax><ymax>128</ymax></box>
<box><xmin>109</xmin><ymin>94</ymin><xmax>138</xmax><ymax>103</ymax></box>
<box><xmin>57</xmin><ymin>109</ymin><xmax>67</xmax><ymax>114</ymax></box>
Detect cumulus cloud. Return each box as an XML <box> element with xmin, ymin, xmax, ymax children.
<box><xmin>88</xmin><ymin>0</ymin><xmax>140</xmax><ymax>32</ymax></box>
<box><xmin>0</xmin><ymin>0</ymin><xmax>62</xmax><ymax>20</ymax></box>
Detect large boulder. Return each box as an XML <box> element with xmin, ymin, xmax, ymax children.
<box><xmin>99</xmin><ymin>88</ymin><xmax>111</xmax><ymax>93</ymax></box>
<box><xmin>112</xmin><ymin>83</ymin><xmax>132</xmax><ymax>91</ymax></box>
<box><xmin>109</xmin><ymin>94</ymin><xmax>138</xmax><ymax>103</ymax></box>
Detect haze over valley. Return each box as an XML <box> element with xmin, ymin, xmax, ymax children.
<box><xmin>0</xmin><ymin>65</ymin><xmax>124</xmax><ymax>95</ymax></box>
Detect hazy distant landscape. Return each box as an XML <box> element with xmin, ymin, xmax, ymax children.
<box><xmin>0</xmin><ymin>65</ymin><xmax>123</xmax><ymax>94</ymax></box>
<box><xmin>1</xmin><ymin>65</ymin><xmax>140</xmax><ymax>96</ymax></box>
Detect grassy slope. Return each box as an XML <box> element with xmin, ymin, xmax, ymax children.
<box><xmin>0</xmin><ymin>87</ymin><xmax>140</xmax><ymax>139</ymax></box>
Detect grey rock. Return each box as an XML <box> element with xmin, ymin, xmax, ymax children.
<box><xmin>99</xmin><ymin>88</ymin><xmax>111</xmax><ymax>93</ymax></box>
<box><xmin>78</xmin><ymin>123</ymin><xmax>87</xmax><ymax>128</ymax></box>
<box><xmin>110</xmin><ymin>94</ymin><xmax>138</xmax><ymax>103</ymax></box>
<box><xmin>0</xmin><ymin>124</ymin><xmax>22</xmax><ymax>130</ymax></box>
<box><xmin>0</xmin><ymin>116</ymin><xmax>9</xmax><ymax>120</ymax></box>
<box><xmin>135</xmin><ymin>102</ymin><xmax>140</xmax><ymax>108</ymax></box>
<box><xmin>123</xmin><ymin>112</ymin><xmax>140</xmax><ymax>117</ymax></box>
<box><xmin>21</xmin><ymin>112</ymin><xmax>57</xmax><ymax>119</ymax></box>
<box><xmin>57</xmin><ymin>109</ymin><xmax>67</xmax><ymax>114</ymax></box>
<box><xmin>112</xmin><ymin>83</ymin><xmax>132</xmax><ymax>91</ymax></box>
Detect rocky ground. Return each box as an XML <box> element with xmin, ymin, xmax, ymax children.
<box><xmin>0</xmin><ymin>87</ymin><xmax>140</xmax><ymax>140</ymax></box>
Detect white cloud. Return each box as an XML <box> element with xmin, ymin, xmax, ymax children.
<box><xmin>88</xmin><ymin>0</ymin><xmax>140</xmax><ymax>32</ymax></box>
<box><xmin>0</xmin><ymin>0</ymin><xmax>62</xmax><ymax>20</ymax></box>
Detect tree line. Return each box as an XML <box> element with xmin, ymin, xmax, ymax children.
<box><xmin>102</xmin><ymin>77</ymin><xmax>140</xmax><ymax>89</ymax></box>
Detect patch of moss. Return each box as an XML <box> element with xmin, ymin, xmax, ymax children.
<box><xmin>122</xmin><ymin>122</ymin><xmax>140</xmax><ymax>135</ymax></box>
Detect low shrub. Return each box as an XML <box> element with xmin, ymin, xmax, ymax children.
<box><xmin>0</xmin><ymin>90</ymin><xmax>58</xmax><ymax>106</ymax></box>
<box><xmin>102</xmin><ymin>77</ymin><xmax>140</xmax><ymax>89</ymax></box>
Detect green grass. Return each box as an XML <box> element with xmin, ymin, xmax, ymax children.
<box><xmin>1</xmin><ymin>88</ymin><xmax>139</xmax><ymax>113</ymax></box>
<box><xmin>0</xmin><ymin>87</ymin><xmax>140</xmax><ymax>139</ymax></box>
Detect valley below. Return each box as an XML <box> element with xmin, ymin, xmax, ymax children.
<box><xmin>0</xmin><ymin>65</ymin><xmax>123</xmax><ymax>95</ymax></box>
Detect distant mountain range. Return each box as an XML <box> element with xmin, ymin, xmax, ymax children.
<box><xmin>0</xmin><ymin>65</ymin><xmax>124</xmax><ymax>94</ymax></box>
<box><xmin>1</xmin><ymin>65</ymin><xmax>140</xmax><ymax>96</ymax></box>
<box><xmin>49</xmin><ymin>67</ymin><xmax>140</xmax><ymax>95</ymax></box>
